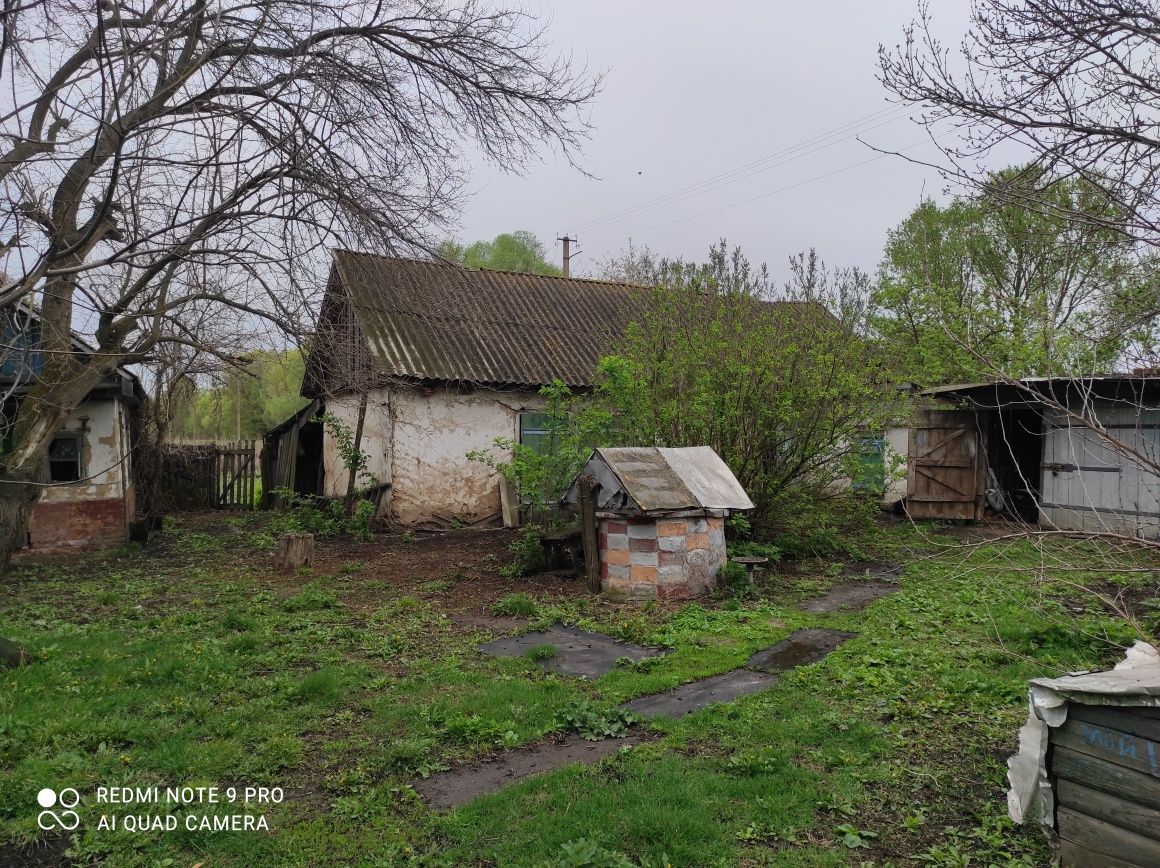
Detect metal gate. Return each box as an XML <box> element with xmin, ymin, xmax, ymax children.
<box><xmin>907</xmin><ymin>407</ymin><xmax>985</xmax><ymax>521</ymax></box>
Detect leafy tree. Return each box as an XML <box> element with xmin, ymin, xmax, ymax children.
<box><xmin>172</xmin><ymin>350</ymin><xmax>307</xmax><ymax>441</ymax></box>
<box><xmin>479</xmin><ymin>242</ymin><xmax>902</xmax><ymax>536</ymax></box>
<box><xmin>604</xmin><ymin>242</ymin><xmax>901</xmax><ymax>534</ymax></box>
<box><xmin>874</xmin><ymin>168</ymin><xmax>1140</xmax><ymax>385</ymax></box>
<box><xmin>0</xmin><ymin>0</ymin><xmax>597</xmax><ymax>570</ymax></box>
<box><xmin>438</xmin><ymin>231</ymin><xmax>562</xmax><ymax>275</ymax></box>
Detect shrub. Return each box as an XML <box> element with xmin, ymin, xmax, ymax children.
<box><xmin>501</xmin><ymin>525</ymin><xmax>547</xmax><ymax>578</ymax></box>
<box><xmin>268</xmin><ymin>490</ymin><xmax>375</xmax><ymax>541</ymax></box>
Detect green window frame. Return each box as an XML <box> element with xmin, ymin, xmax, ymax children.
<box><xmin>518</xmin><ymin>412</ymin><xmax>553</xmax><ymax>457</ymax></box>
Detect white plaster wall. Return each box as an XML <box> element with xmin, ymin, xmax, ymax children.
<box><xmin>323</xmin><ymin>386</ymin><xmax>545</xmax><ymax>524</ymax></box>
<box><xmin>322</xmin><ymin>388</ymin><xmax>394</xmax><ymax>499</ymax></box>
<box><xmin>882</xmin><ymin>426</ymin><xmax>909</xmax><ymax>505</ymax></box>
<box><xmin>39</xmin><ymin>396</ymin><xmax>126</xmax><ymax>504</ymax></box>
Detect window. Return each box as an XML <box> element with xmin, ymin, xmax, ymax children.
<box><xmin>47</xmin><ymin>431</ymin><xmax>83</xmax><ymax>482</ymax></box>
<box><xmin>518</xmin><ymin>412</ymin><xmax>553</xmax><ymax>457</ymax></box>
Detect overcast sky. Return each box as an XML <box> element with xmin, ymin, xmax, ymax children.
<box><xmin>453</xmin><ymin>0</ymin><xmax>977</xmax><ymax>284</ymax></box>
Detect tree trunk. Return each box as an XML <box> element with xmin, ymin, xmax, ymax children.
<box><xmin>0</xmin><ymin>473</ymin><xmax>40</xmax><ymax>574</ymax></box>
<box><xmin>343</xmin><ymin>392</ymin><xmax>368</xmax><ymax>514</ymax></box>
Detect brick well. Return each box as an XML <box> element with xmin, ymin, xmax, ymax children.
<box><xmin>598</xmin><ymin>514</ymin><xmax>726</xmax><ymax>601</ymax></box>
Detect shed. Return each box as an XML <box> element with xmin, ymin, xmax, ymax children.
<box><xmin>901</xmin><ymin>377</ymin><xmax>1160</xmax><ymax>536</ymax></box>
<box><xmin>562</xmin><ymin>446</ymin><xmax>753</xmax><ymax>601</ymax></box>
<box><xmin>1007</xmin><ymin>642</ymin><xmax>1160</xmax><ymax>866</ymax></box>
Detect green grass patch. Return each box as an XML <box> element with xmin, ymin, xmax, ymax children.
<box><xmin>0</xmin><ymin>516</ymin><xmax>1151</xmax><ymax>865</ymax></box>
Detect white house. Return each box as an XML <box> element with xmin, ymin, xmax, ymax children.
<box><xmin>265</xmin><ymin>252</ymin><xmax>649</xmax><ymax>525</ymax></box>
<box><xmin>1</xmin><ymin>306</ymin><xmax>144</xmax><ymax>549</ymax></box>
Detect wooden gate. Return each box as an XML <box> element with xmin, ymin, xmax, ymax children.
<box><xmin>216</xmin><ymin>440</ymin><xmax>257</xmax><ymax>510</ymax></box>
<box><xmin>907</xmin><ymin>407</ymin><xmax>985</xmax><ymax>521</ymax></box>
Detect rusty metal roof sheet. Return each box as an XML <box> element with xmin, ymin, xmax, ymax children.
<box><xmin>567</xmin><ymin>446</ymin><xmax>753</xmax><ymax>513</ymax></box>
<box><xmin>331</xmin><ymin>250</ymin><xmax>650</xmax><ymax>388</ymax></box>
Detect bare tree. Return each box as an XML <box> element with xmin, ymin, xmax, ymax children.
<box><xmin>879</xmin><ymin>1</ymin><xmax>1160</xmax><ymax>248</ymax></box>
<box><xmin>0</xmin><ymin>0</ymin><xmax>599</xmax><ymax>568</ymax></box>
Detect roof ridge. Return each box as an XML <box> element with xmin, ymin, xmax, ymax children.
<box><xmin>331</xmin><ymin>248</ymin><xmax>656</xmax><ymax>291</ymax></box>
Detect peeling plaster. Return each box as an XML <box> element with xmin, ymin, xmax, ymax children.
<box><xmin>323</xmin><ymin>384</ymin><xmax>545</xmax><ymax>524</ymax></box>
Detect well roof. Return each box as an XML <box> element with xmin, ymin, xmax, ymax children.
<box><xmin>565</xmin><ymin>446</ymin><xmax>754</xmax><ymax>514</ymax></box>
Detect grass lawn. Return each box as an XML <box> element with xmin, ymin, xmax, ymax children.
<box><xmin>1</xmin><ymin>514</ymin><xmax>1155</xmax><ymax>866</ymax></box>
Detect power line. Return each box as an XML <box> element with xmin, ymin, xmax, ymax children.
<box><xmin>571</xmin><ymin>105</ymin><xmax>907</xmax><ymax>233</ymax></box>
<box><xmin>571</xmin><ymin>105</ymin><xmax>915</xmax><ymax>235</ymax></box>
<box><xmin>587</xmin><ymin>135</ymin><xmax>942</xmax><ymax>245</ymax></box>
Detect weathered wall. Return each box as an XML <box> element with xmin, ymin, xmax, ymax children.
<box><xmin>1040</xmin><ymin>405</ymin><xmax>1160</xmax><ymax>537</ymax></box>
<box><xmin>598</xmin><ymin>514</ymin><xmax>726</xmax><ymax>601</ymax></box>
<box><xmin>882</xmin><ymin>426</ymin><xmax>909</xmax><ymax>506</ymax></box>
<box><xmin>322</xmin><ymin>388</ymin><xmax>393</xmax><ymax>500</ymax></box>
<box><xmin>323</xmin><ymin>385</ymin><xmax>544</xmax><ymax>524</ymax></box>
<box><xmin>28</xmin><ymin>396</ymin><xmax>131</xmax><ymax>548</ymax></box>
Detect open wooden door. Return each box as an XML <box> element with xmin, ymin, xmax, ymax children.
<box><xmin>907</xmin><ymin>406</ymin><xmax>985</xmax><ymax>521</ymax></box>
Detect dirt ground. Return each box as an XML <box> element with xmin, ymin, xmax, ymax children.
<box><xmin>274</xmin><ymin>526</ymin><xmax>592</xmax><ymax>621</ymax></box>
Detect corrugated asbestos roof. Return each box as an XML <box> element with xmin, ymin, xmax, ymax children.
<box><xmin>331</xmin><ymin>250</ymin><xmax>649</xmax><ymax>388</ymax></box>
<box><xmin>565</xmin><ymin>446</ymin><xmax>754</xmax><ymax>513</ymax></box>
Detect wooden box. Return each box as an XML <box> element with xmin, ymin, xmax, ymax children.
<box><xmin>1049</xmin><ymin>703</ymin><xmax>1160</xmax><ymax>867</ymax></box>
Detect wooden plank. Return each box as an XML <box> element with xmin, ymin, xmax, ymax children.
<box><xmin>1060</xmin><ymin>837</ymin><xmax>1146</xmax><ymax>868</ymax></box>
<box><xmin>1054</xmin><ymin>718</ymin><xmax>1160</xmax><ymax>779</ymax></box>
<box><xmin>1057</xmin><ymin>808</ymin><xmax>1160</xmax><ymax>867</ymax></box>
<box><xmin>1053</xmin><ymin>746</ymin><xmax>1160</xmax><ymax>810</ymax></box>
<box><xmin>1069</xmin><ymin>704</ymin><xmax>1160</xmax><ymax>743</ymax></box>
<box><xmin>1055</xmin><ymin>777</ymin><xmax>1160</xmax><ymax>841</ymax></box>
<box><xmin>578</xmin><ymin>475</ymin><xmax>600</xmax><ymax>594</ymax></box>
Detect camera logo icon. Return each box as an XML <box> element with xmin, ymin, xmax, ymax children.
<box><xmin>36</xmin><ymin>788</ymin><xmax>80</xmax><ymax>831</ymax></box>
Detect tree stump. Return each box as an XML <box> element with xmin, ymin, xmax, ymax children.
<box><xmin>278</xmin><ymin>532</ymin><xmax>314</xmax><ymax>571</ymax></box>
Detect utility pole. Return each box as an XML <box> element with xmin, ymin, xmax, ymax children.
<box><xmin>557</xmin><ymin>235</ymin><xmax>578</xmax><ymax>277</ymax></box>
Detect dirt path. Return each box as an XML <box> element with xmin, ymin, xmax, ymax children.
<box><xmin>414</xmin><ymin>734</ymin><xmax>644</xmax><ymax>809</ymax></box>
<box><xmin>416</xmin><ymin>627</ymin><xmax>861</xmax><ymax>809</ymax></box>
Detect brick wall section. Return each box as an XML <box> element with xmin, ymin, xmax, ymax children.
<box><xmin>598</xmin><ymin>514</ymin><xmax>726</xmax><ymax>601</ymax></box>
<box><xmin>28</xmin><ymin>498</ymin><xmax>128</xmax><ymax>549</ymax></box>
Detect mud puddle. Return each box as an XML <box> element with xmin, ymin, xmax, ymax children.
<box><xmin>746</xmin><ymin>628</ymin><xmax>857</xmax><ymax>671</ymax></box>
<box><xmin>479</xmin><ymin>624</ymin><xmax>663</xmax><ymax>678</ymax></box>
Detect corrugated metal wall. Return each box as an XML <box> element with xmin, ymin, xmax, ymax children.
<box><xmin>1039</xmin><ymin>404</ymin><xmax>1160</xmax><ymax>536</ymax></box>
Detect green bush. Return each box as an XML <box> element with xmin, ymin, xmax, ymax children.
<box><xmin>555</xmin><ymin>699</ymin><xmax>638</xmax><ymax>741</ymax></box>
<box><xmin>501</xmin><ymin>525</ymin><xmax>548</xmax><ymax>577</ymax></box>
<box><xmin>268</xmin><ymin>490</ymin><xmax>375</xmax><ymax>541</ymax></box>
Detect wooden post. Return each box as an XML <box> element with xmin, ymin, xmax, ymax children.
<box><xmin>278</xmin><ymin>532</ymin><xmax>314</xmax><ymax>571</ymax></box>
<box><xmin>578</xmin><ymin>475</ymin><xmax>601</xmax><ymax>593</ymax></box>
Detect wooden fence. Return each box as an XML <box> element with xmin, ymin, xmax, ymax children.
<box><xmin>217</xmin><ymin>440</ymin><xmax>258</xmax><ymax>509</ymax></box>
<box><xmin>159</xmin><ymin>440</ymin><xmax>258</xmax><ymax>511</ymax></box>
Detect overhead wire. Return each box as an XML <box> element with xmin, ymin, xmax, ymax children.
<box><xmin>570</xmin><ymin>105</ymin><xmax>917</xmax><ymax>236</ymax></box>
<box><xmin>587</xmin><ymin>134</ymin><xmax>944</xmax><ymax>245</ymax></box>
